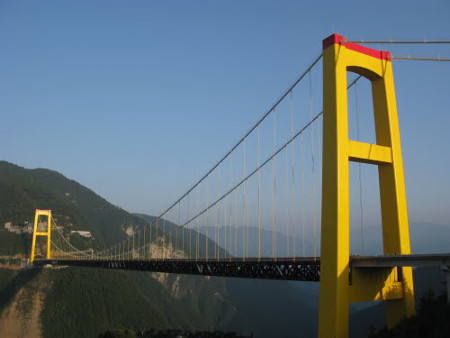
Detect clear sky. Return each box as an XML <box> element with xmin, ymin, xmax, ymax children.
<box><xmin>1</xmin><ymin>1</ymin><xmax>449</xmax><ymax>226</ymax></box>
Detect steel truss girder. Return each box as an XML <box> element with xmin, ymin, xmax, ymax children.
<box><xmin>34</xmin><ymin>258</ymin><xmax>321</xmax><ymax>281</ymax></box>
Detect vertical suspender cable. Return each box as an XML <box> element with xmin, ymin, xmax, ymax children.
<box><xmin>138</xmin><ymin>230</ymin><xmax>141</xmax><ymax>259</ymax></box>
<box><xmin>242</xmin><ymin>138</ymin><xmax>246</xmax><ymax>261</ymax></box>
<box><xmin>156</xmin><ymin>218</ymin><xmax>159</xmax><ymax>257</ymax></box>
<box><xmin>230</xmin><ymin>153</ymin><xmax>238</xmax><ymax>257</ymax></box>
<box><xmin>143</xmin><ymin>227</ymin><xmax>146</xmax><ymax>260</ymax></box>
<box><xmin>301</xmin><ymin>135</ymin><xmax>305</xmax><ymax>256</ymax></box>
<box><xmin>290</xmin><ymin>90</ymin><xmax>297</xmax><ymax>260</ymax></box>
<box><xmin>285</xmin><ymin>146</ymin><xmax>289</xmax><ymax>257</ymax></box>
<box><xmin>229</xmin><ymin>151</ymin><xmax>233</xmax><ymax>260</ymax></box>
<box><xmin>162</xmin><ymin>217</ymin><xmax>166</xmax><ymax>260</ymax></box>
<box><xmin>132</xmin><ymin>232</ymin><xmax>135</xmax><ymax>260</ymax></box>
<box><xmin>272</xmin><ymin>109</ymin><xmax>277</xmax><ymax>260</ymax></box>
<box><xmin>206</xmin><ymin>175</ymin><xmax>209</xmax><ymax>261</ymax></box>
<box><xmin>317</xmin><ymin>113</ymin><xmax>323</xmax><ymax>257</ymax></box>
<box><xmin>175</xmin><ymin>228</ymin><xmax>178</xmax><ymax>255</ymax></box>
<box><xmin>228</xmin><ymin>166</ymin><xmax>232</xmax><ymax>261</ymax></box>
<box><xmin>246</xmin><ymin>173</ymin><xmax>249</xmax><ymax>259</ymax></box>
<box><xmin>217</xmin><ymin>163</ymin><xmax>221</xmax><ymax>260</ymax></box>
<box><xmin>309</xmin><ymin>71</ymin><xmax>317</xmax><ymax>260</ymax></box>
<box><xmin>196</xmin><ymin>187</ymin><xmax>199</xmax><ymax>261</ymax></box>
<box><xmin>224</xmin><ymin>191</ymin><xmax>228</xmax><ymax>260</ymax></box>
<box><xmin>178</xmin><ymin>202</ymin><xmax>181</xmax><ymax>255</ymax></box>
<box><xmin>235</xmin><ymin>177</ymin><xmax>238</xmax><ymax>258</ymax></box>
<box><xmin>127</xmin><ymin>237</ymin><xmax>130</xmax><ymax>261</ymax></box>
<box><xmin>224</xmin><ymin>162</ymin><xmax>228</xmax><ymax>260</ymax></box>
<box><xmin>355</xmin><ymin>83</ymin><xmax>365</xmax><ymax>254</ymax></box>
<box><xmin>257</xmin><ymin>126</ymin><xmax>261</xmax><ymax>261</ymax></box>
<box><xmin>148</xmin><ymin>222</ymin><xmax>153</xmax><ymax>259</ymax></box>
<box><xmin>171</xmin><ymin>207</ymin><xmax>175</xmax><ymax>258</ymax></box>
<box><xmin>187</xmin><ymin>193</ymin><xmax>191</xmax><ymax>259</ymax></box>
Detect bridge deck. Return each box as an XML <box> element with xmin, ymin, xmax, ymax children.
<box><xmin>34</xmin><ymin>257</ymin><xmax>321</xmax><ymax>281</ymax></box>
<box><xmin>33</xmin><ymin>253</ymin><xmax>450</xmax><ymax>281</ymax></box>
<box><xmin>351</xmin><ymin>253</ymin><xmax>450</xmax><ymax>268</ymax></box>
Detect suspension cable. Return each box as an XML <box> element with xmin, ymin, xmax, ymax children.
<box><xmin>206</xmin><ymin>175</ymin><xmax>209</xmax><ymax>261</ymax></box>
<box><xmin>354</xmin><ymin>82</ymin><xmax>365</xmax><ymax>254</ymax></box>
<box><xmin>224</xmin><ymin>181</ymin><xmax>228</xmax><ymax>260</ymax></box>
<box><xmin>242</xmin><ymin>138</ymin><xmax>246</xmax><ymax>261</ymax></box>
<box><xmin>51</xmin><ymin>240</ymin><xmax>86</xmax><ymax>259</ymax></box>
<box><xmin>235</xmin><ymin>170</ymin><xmax>238</xmax><ymax>258</ymax></box>
<box><xmin>143</xmin><ymin>226</ymin><xmax>146</xmax><ymax>259</ymax></box>
<box><xmin>162</xmin><ymin>217</ymin><xmax>165</xmax><ymax>260</ymax></box>
<box><xmin>272</xmin><ymin>109</ymin><xmax>277</xmax><ymax>260</ymax></box>
<box><xmin>316</xmin><ymin>113</ymin><xmax>323</xmax><ymax>257</ymax></box>
<box><xmin>152</xmin><ymin>54</ymin><xmax>323</xmax><ymax>226</ymax></box>
<box><xmin>309</xmin><ymin>71</ymin><xmax>317</xmax><ymax>260</ymax></box>
<box><xmin>257</xmin><ymin>126</ymin><xmax>261</xmax><ymax>261</ymax></box>
<box><xmin>196</xmin><ymin>187</ymin><xmax>200</xmax><ymax>260</ymax></box>
<box><xmin>121</xmin><ymin>53</ymin><xmax>323</xmax><ymax>261</ymax></box>
<box><xmin>137</xmin><ymin>230</ymin><xmax>141</xmax><ymax>259</ymax></box>
<box><xmin>182</xmin><ymin>111</ymin><xmax>320</xmax><ymax>230</ymax></box>
<box><xmin>217</xmin><ymin>163</ymin><xmax>221</xmax><ymax>260</ymax></box>
<box><xmin>301</xmin><ymin>131</ymin><xmax>305</xmax><ymax>257</ymax></box>
<box><xmin>229</xmin><ymin>152</ymin><xmax>233</xmax><ymax>261</ymax></box>
<box><xmin>187</xmin><ymin>192</ymin><xmax>191</xmax><ymax>260</ymax></box>
<box><xmin>285</xmin><ymin>146</ymin><xmax>289</xmax><ymax>258</ymax></box>
<box><xmin>155</xmin><ymin>217</ymin><xmax>159</xmax><ymax>257</ymax></box>
<box><xmin>290</xmin><ymin>90</ymin><xmax>296</xmax><ymax>261</ymax></box>
<box><xmin>179</xmin><ymin>74</ymin><xmax>363</xmax><ymax>252</ymax></box>
<box><xmin>178</xmin><ymin>202</ymin><xmax>181</xmax><ymax>255</ymax></box>
<box><xmin>88</xmin><ymin>55</ymin><xmax>364</xmax><ymax>261</ymax></box>
<box><xmin>51</xmin><ymin>216</ymin><xmax>92</xmax><ymax>257</ymax></box>
<box><xmin>229</xmin><ymin>151</ymin><xmax>234</xmax><ymax>259</ymax></box>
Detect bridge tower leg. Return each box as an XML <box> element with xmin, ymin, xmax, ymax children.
<box><xmin>318</xmin><ymin>34</ymin><xmax>415</xmax><ymax>338</ymax></box>
<box><xmin>30</xmin><ymin>209</ymin><xmax>52</xmax><ymax>263</ymax></box>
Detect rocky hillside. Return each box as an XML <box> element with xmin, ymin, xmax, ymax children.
<box><xmin>0</xmin><ymin>267</ymin><xmax>238</xmax><ymax>337</ymax></box>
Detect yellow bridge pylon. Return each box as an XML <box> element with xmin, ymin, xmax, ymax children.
<box><xmin>30</xmin><ymin>209</ymin><xmax>52</xmax><ymax>263</ymax></box>
<box><xmin>319</xmin><ymin>33</ymin><xmax>415</xmax><ymax>338</ymax></box>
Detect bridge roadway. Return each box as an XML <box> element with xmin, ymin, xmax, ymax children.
<box><xmin>33</xmin><ymin>254</ymin><xmax>450</xmax><ymax>282</ymax></box>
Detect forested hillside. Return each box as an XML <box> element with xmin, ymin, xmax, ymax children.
<box><xmin>1</xmin><ymin>161</ymin><xmax>447</xmax><ymax>337</ymax></box>
<box><xmin>0</xmin><ymin>161</ymin><xmax>320</xmax><ymax>337</ymax></box>
<box><xmin>0</xmin><ymin>161</ymin><xmax>224</xmax><ymax>259</ymax></box>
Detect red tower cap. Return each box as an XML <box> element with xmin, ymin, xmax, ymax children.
<box><xmin>322</xmin><ymin>33</ymin><xmax>391</xmax><ymax>61</ymax></box>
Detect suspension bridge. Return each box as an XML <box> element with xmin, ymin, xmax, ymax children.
<box><xmin>28</xmin><ymin>34</ymin><xmax>450</xmax><ymax>337</ymax></box>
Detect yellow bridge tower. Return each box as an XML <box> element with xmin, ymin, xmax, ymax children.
<box><xmin>318</xmin><ymin>33</ymin><xmax>415</xmax><ymax>337</ymax></box>
<box><xmin>30</xmin><ymin>209</ymin><xmax>52</xmax><ymax>263</ymax></box>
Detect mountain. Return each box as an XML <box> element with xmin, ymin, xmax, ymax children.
<box><xmin>347</xmin><ymin>223</ymin><xmax>450</xmax><ymax>256</ymax></box>
<box><xmin>199</xmin><ymin>225</ymin><xmax>316</xmax><ymax>258</ymax></box>
<box><xmin>0</xmin><ymin>161</ymin><xmax>320</xmax><ymax>337</ymax></box>
<box><xmin>198</xmin><ymin>221</ymin><xmax>450</xmax><ymax>259</ymax></box>
<box><xmin>0</xmin><ymin>266</ymin><xmax>239</xmax><ymax>337</ymax></box>
<box><xmin>0</xmin><ymin>161</ymin><xmax>150</xmax><ymax>253</ymax></box>
<box><xmin>1</xmin><ymin>160</ymin><xmax>448</xmax><ymax>338</ymax></box>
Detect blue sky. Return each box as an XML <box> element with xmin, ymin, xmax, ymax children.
<box><xmin>1</xmin><ymin>1</ymin><xmax>449</xmax><ymax>227</ymax></box>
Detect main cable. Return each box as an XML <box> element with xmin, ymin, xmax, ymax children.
<box><xmin>180</xmin><ymin>75</ymin><xmax>363</xmax><ymax>234</ymax></box>
<box><xmin>153</xmin><ymin>54</ymin><xmax>323</xmax><ymax>225</ymax></box>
